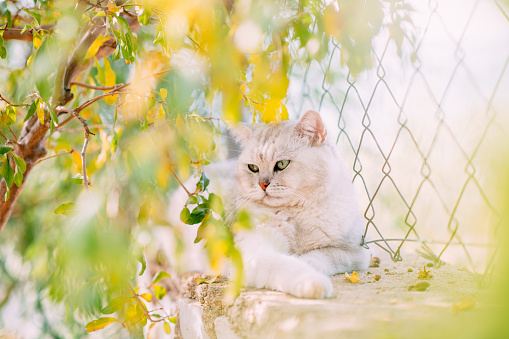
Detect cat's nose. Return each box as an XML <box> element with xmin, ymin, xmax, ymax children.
<box><xmin>259</xmin><ymin>182</ymin><xmax>269</xmax><ymax>191</ymax></box>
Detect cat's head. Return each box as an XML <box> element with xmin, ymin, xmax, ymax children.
<box><xmin>231</xmin><ymin>111</ymin><xmax>330</xmax><ymax>208</ymax></box>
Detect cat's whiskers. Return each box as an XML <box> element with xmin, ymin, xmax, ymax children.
<box><xmin>223</xmin><ymin>194</ymin><xmax>253</xmax><ymax>225</ymax></box>
<box><xmin>268</xmin><ymin>186</ymin><xmax>312</xmax><ymax>207</ymax></box>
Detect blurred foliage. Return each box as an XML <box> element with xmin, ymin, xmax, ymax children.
<box><xmin>0</xmin><ymin>0</ymin><xmax>412</xmax><ymax>336</ymax></box>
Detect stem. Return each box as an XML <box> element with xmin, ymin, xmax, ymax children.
<box><xmin>8</xmin><ymin>127</ymin><xmax>18</xmax><ymax>143</ymax></box>
<box><xmin>81</xmin><ymin>133</ymin><xmax>90</xmax><ymax>192</ymax></box>
<box><xmin>34</xmin><ymin>151</ymin><xmax>73</xmax><ymax>166</ymax></box>
<box><xmin>169</xmin><ymin>165</ymin><xmax>191</xmax><ymax>197</ymax></box>
<box><xmin>70</xmin><ymin>81</ymin><xmax>125</xmax><ymax>91</ymax></box>
<box><xmin>56</xmin><ymin>106</ymin><xmax>95</xmax><ymax>192</ymax></box>
<box><xmin>126</xmin><ymin>282</ymin><xmax>167</xmax><ymax>323</ymax></box>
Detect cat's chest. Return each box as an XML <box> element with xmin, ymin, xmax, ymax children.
<box><xmin>279</xmin><ymin>208</ymin><xmax>338</xmax><ymax>254</ymax></box>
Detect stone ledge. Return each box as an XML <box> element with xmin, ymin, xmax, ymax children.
<box><xmin>177</xmin><ymin>259</ymin><xmax>485</xmax><ymax>339</ymax></box>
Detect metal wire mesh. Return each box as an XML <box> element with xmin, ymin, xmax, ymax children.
<box><xmin>288</xmin><ymin>0</ymin><xmax>508</xmax><ymax>276</ymax></box>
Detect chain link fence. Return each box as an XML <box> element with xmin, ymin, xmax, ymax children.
<box><xmin>287</xmin><ymin>0</ymin><xmax>508</xmax><ymax>277</ymax></box>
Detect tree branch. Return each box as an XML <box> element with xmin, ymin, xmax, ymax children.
<box><xmin>0</xmin><ymin>6</ymin><xmax>143</xmax><ymax>234</ymax></box>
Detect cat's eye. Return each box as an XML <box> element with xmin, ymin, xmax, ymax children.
<box><xmin>248</xmin><ymin>164</ymin><xmax>259</xmax><ymax>173</ymax></box>
<box><xmin>275</xmin><ymin>160</ymin><xmax>290</xmax><ymax>171</ymax></box>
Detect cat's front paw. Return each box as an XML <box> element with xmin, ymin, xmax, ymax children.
<box><xmin>287</xmin><ymin>272</ymin><xmax>333</xmax><ymax>299</ymax></box>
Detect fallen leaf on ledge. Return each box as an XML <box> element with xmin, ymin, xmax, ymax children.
<box><xmin>344</xmin><ymin>271</ymin><xmax>364</xmax><ymax>283</ymax></box>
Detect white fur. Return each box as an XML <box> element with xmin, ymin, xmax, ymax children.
<box><xmin>169</xmin><ymin>111</ymin><xmax>370</xmax><ymax>299</ymax></box>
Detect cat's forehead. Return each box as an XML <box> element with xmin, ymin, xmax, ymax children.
<box><xmin>244</xmin><ymin>122</ymin><xmax>305</xmax><ymax>162</ymax></box>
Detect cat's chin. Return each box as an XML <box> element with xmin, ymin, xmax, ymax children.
<box><xmin>260</xmin><ymin>194</ymin><xmax>291</xmax><ymax>207</ymax></box>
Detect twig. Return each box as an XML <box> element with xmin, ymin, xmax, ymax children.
<box><xmin>169</xmin><ymin>165</ymin><xmax>191</xmax><ymax>197</ymax></box>
<box><xmin>34</xmin><ymin>151</ymin><xmax>73</xmax><ymax>166</ymax></box>
<box><xmin>8</xmin><ymin>127</ymin><xmax>17</xmax><ymax>143</ymax></box>
<box><xmin>75</xmin><ymin>83</ymin><xmax>130</xmax><ymax>112</ymax></box>
<box><xmin>58</xmin><ymin>124</ymin><xmax>114</xmax><ymax>133</ymax></box>
<box><xmin>70</xmin><ymin>81</ymin><xmax>125</xmax><ymax>91</ymax></box>
<box><xmin>54</xmin><ymin>115</ymin><xmax>74</xmax><ymax>128</ymax></box>
<box><xmin>126</xmin><ymin>282</ymin><xmax>167</xmax><ymax>323</ymax></box>
<box><xmin>56</xmin><ymin>106</ymin><xmax>95</xmax><ymax>192</ymax></box>
<box><xmin>0</xmin><ymin>93</ymin><xmax>13</xmax><ymax>106</ymax></box>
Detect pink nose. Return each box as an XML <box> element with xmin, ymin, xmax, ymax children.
<box><xmin>259</xmin><ymin>182</ymin><xmax>269</xmax><ymax>191</ymax></box>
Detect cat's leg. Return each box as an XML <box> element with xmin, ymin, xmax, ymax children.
<box><xmin>235</xmin><ymin>230</ymin><xmax>333</xmax><ymax>298</ymax></box>
<box><xmin>297</xmin><ymin>245</ymin><xmax>371</xmax><ymax>276</ymax></box>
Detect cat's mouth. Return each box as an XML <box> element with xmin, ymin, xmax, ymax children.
<box><xmin>260</xmin><ymin>192</ymin><xmax>288</xmax><ymax>207</ymax></box>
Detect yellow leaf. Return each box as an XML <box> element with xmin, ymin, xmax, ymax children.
<box><xmin>260</xmin><ymin>100</ymin><xmax>288</xmax><ymax>123</ymax></box>
<box><xmin>140</xmin><ymin>293</ymin><xmax>152</xmax><ymax>303</ymax></box>
<box><xmin>85</xmin><ymin>34</ymin><xmax>110</xmax><ymax>59</ymax></box>
<box><xmin>156</xmin><ymin>163</ymin><xmax>169</xmax><ymax>188</ymax></box>
<box><xmin>33</xmin><ymin>32</ymin><xmax>42</xmax><ymax>49</ymax></box>
<box><xmin>134</xmin><ymin>286</ymin><xmax>140</xmax><ymax>294</ymax></box>
<box><xmin>146</xmin><ymin>104</ymin><xmax>160</xmax><ymax>123</ymax></box>
<box><xmin>344</xmin><ymin>271</ymin><xmax>364</xmax><ymax>283</ymax></box>
<box><xmin>176</xmin><ymin>115</ymin><xmax>186</xmax><ymax>134</ymax></box>
<box><xmin>36</xmin><ymin>100</ymin><xmax>45</xmax><ymax>124</ymax></box>
<box><xmin>103</xmin><ymin>58</ymin><xmax>117</xmax><ymax>104</ymax></box>
<box><xmin>163</xmin><ymin>321</ymin><xmax>171</xmax><ymax>334</ymax></box>
<box><xmin>453</xmin><ymin>299</ymin><xmax>475</xmax><ymax>311</ymax></box>
<box><xmin>160</xmin><ymin>88</ymin><xmax>167</xmax><ymax>100</ymax></box>
<box><xmin>153</xmin><ymin>285</ymin><xmax>166</xmax><ymax>300</ymax></box>
<box><xmin>126</xmin><ymin>304</ymin><xmax>137</xmax><ymax>322</ymax></box>
<box><xmin>72</xmin><ymin>150</ymin><xmax>82</xmax><ymax>172</ymax></box>
<box><xmin>85</xmin><ymin>317</ymin><xmax>121</xmax><ymax>332</ymax></box>
<box><xmin>55</xmin><ymin>141</ymin><xmax>72</xmax><ymax>154</ymax></box>
<box><xmin>108</xmin><ymin>0</ymin><xmax>121</xmax><ymax>13</ymax></box>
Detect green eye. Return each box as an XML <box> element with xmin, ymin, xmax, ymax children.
<box><xmin>275</xmin><ymin>160</ymin><xmax>290</xmax><ymax>171</ymax></box>
<box><xmin>248</xmin><ymin>164</ymin><xmax>259</xmax><ymax>173</ymax></box>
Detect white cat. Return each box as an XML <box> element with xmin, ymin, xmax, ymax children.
<box><xmin>167</xmin><ymin>110</ymin><xmax>370</xmax><ymax>299</ymax></box>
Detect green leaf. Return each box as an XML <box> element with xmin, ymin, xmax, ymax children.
<box><xmin>185</xmin><ymin>206</ymin><xmax>208</xmax><ymax>225</ymax></box>
<box><xmin>196</xmin><ymin>171</ymin><xmax>210</xmax><ymax>192</ymax></box>
<box><xmin>70</xmin><ymin>173</ymin><xmax>84</xmax><ymax>185</ymax></box>
<box><xmin>168</xmin><ymin>316</ymin><xmax>177</xmax><ymax>324</ymax></box>
<box><xmin>24</xmin><ymin>99</ymin><xmax>38</xmax><ymax>122</ymax></box>
<box><xmin>138</xmin><ymin>6</ymin><xmax>151</xmax><ymax>26</ymax></box>
<box><xmin>153</xmin><ymin>285</ymin><xmax>166</xmax><ymax>300</ymax></box>
<box><xmin>54</xmin><ymin>203</ymin><xmax>79</xmax><ymax>217</ymax></box>
<box><xmin>5</xmin><ymin>10</ymin><xmax>11</xmax><ymax>28</ymax></box>
<box><xmin>163</xmin><ymin>321</ymin><xmax>171</xmax><ymax>334</ymax></box>
<box><xmin>0</xmin><ymin>146</ymin><xmax>13</xmax><ymax>155</ymax></box>
<box><xmin>195</xmin><ymin>274</ymin><xmax>221</xmax><ymax>285</ymax></box>
<box><xmin>137</xmin><ymin>249</ymin><xmax>146</xmax><ymax>276</ymax></box>
<box><xmin>208</xmin><ymin>193</ymin><xmax>224</xmax><ymax>215</ymax></box>
<box><xmin>11</xmin><ymin>152</ymin><xmax>26</xmax><ymax>173</ymax></box>
<box><xmin>32</xmin><ymin>36</ymin><xmax>54</xmax><ymax>101</ymax></box>
<box><xmin>85</xmin><ymin>317</ymin><xmax>122</xmax><ymax>332</ymax></box>
<box><xmin>0</xmin><ymin>156</ymin><xmax>14</xmax><ymax>187</ymax></box>
<box><xmin>152</xmin><ymin>271</ymin><xmax>171</xmax><ymax>285</ymax></box>
<box><xmin>13</xmin><ymin>168</ymin><xmax>22</xmax><ymax>187</ymax></box>
<box><xmin>48</xmin><ymin>105</ymin><xmax>58</xmax><ymax>125</ymax></box>
<box><xmin>116</xmin><ymin>16</ymin><xmax>137</xmax><ymax>63</ymax></box>
<box><xmin>186</xmin><ymin>195</ymin><xmax>198</xmax><ymax>205</ymax></box>
<box><xmin>23</xmin><ymin>9</ymin><xmax>41</xmax><ymax>26</ymax></box>
<box><xmin>180</xmin><ymin>207</ymin><xmax>190</xmax><ymax>223</ymax></box>
<box><xmin>111</xmin><ymin>133</ymin><xmax>118</xmax><ymax>153</ymax></box>
<box><xmin>100</xmin><ymin>296</ymin><xmax>131</xmax><ymax>314</ymax></box>
<box><xmin>137</xmin><ymin>200</ymin><xmax>151</xmax><ymax>226</ymax></box>
<box><xmin>0</xmin><ymin>35</ymin><xmax>6</xmax><ymax>59</ymax></box>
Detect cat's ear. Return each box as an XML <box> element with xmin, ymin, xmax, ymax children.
<box><xmin>228</xmin><ymin>124</ymin><xmax>252</xmax><ymax>146</ymax></box>
<box><xmin>296</xmin><ymin>110</ymin><xmax>327</xmax><ymax>146</ymax></box>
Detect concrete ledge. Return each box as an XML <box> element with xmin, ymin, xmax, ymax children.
<box><xmin>177</xmin><ymin>259</ymin><xmax>485</xmax><ymax>338</ymax></box>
